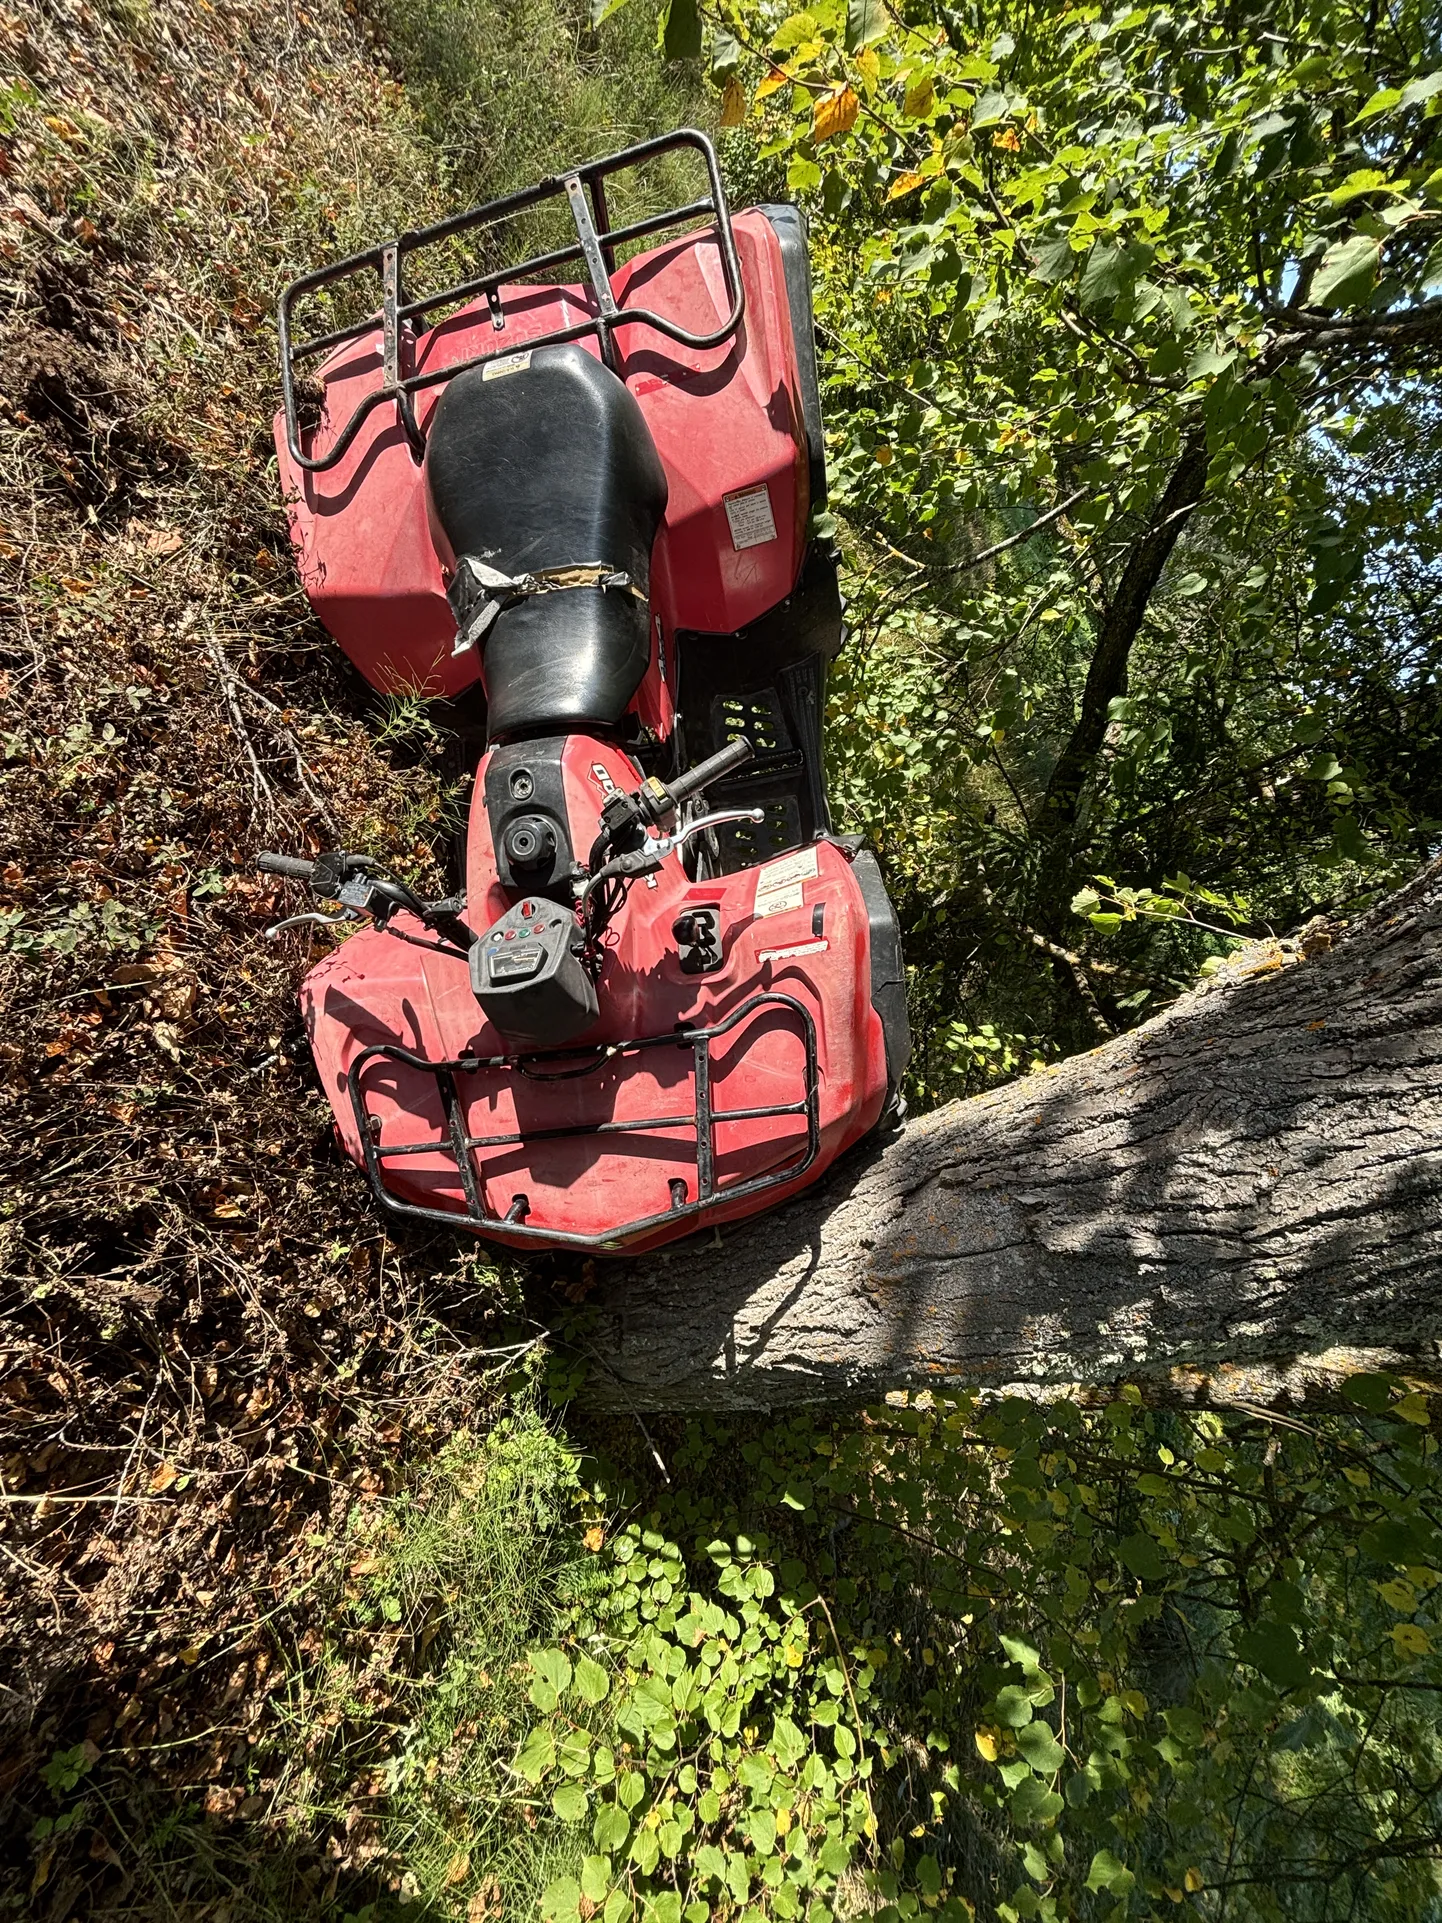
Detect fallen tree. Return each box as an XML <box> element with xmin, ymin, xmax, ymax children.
<box><xmin>586</xmin><ymin>862</ymin><xmax>1442</xmax><ymax>1411</ymax></box>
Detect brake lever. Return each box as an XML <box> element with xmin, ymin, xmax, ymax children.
<box><xmin>582</xmin><ymin>809</ymin><xmax>766</xmax><ymax>904</ymax></box>
<box><xmin>265</xmin><ymin>908</ymin><xmax>360</xmax><ymax>939</ymax></box>
<box><xmin>663</xmin><ymin>807</ymin><xmax>766</xmax><ymax>853</ymax></box>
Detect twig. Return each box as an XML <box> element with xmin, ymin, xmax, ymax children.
<box><xmin>205</xmin><ymin>636</ymin><xmax>274</xmax><ymax>818</ymax></box>
<box><xmin>869</xmin><ymin>489</ymin><xmax>1090</xmax><ymax>638</ymax></box>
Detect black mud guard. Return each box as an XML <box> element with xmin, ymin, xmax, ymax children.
<box><xmin>849</xmin><ymin>847</ymin><xmax>911</xmax><ymax>1113</ymax></box>
<box><xmin>756</xmin><ymin>203</ymin><xmax>827</xmax><ymax>514</ymax></box>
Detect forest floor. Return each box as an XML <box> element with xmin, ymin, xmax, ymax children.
<box><xmin>0</xmin><ymin>0</ymin><xmax>561</xmax><ymax>1912</ymax></box>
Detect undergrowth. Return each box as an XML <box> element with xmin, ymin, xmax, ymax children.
<box><xmin>0</xmin><ymin>0</ymin><xmax>693</xmax><ymax>1913</ymax></box>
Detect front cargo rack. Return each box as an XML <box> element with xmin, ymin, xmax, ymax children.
<box><xmin>346</xmin><ymin>992</ymin><xmax>819</xmax><ymax>1251</ymax></box>
<box><xmin>279</xmin><ymin>127</ymin><xmax>744</xmax><ymax>475</ymax></box>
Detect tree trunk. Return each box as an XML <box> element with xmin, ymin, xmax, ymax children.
<box><xmin>1038</xmin><ymin>428</ymin><xmax>1211</xmax><ymax>846</ymax></box>
<box><xmin>584</xmin><ymin>863</ymin><xmax>1442</xmax><ymax>1412</ymax></box>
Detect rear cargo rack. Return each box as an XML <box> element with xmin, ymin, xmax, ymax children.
<box><xmin>279</xmin><ymin>128</ymin><xmax>744</xmax><ymax>475</ymax></box>
<box><xmin>346</xmin><ymin>992</ymin><xmax>819</xmax><ymax>1251</ymax></box>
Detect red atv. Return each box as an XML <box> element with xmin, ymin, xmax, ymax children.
<box><xmin>263</xmin><ymin>130</ymin><xmax>908</xmax><ymax>1254</ymax></box>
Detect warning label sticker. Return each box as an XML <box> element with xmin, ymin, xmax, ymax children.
<box><xmin>754</xmin><ymin>844</ymin><xmax>818</xmax><ymax>919</ymax></box>
<box><xmin>482</xmin><ymin>350</ymin><xmax>532</xmax><ymax>381</ymax></box>
<box><xmin>724</xmin><ymin>484</ymin><xmax>778</xmax><ymax>551</ymax></box>
<box><xmin>759</xmin><ymin>938</ymin><xmax>829</xmax><ymax>964</ymax></box>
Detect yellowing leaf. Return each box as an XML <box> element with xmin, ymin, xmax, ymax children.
<box><xmin>904</xmin><ymin>75</ymin><xmax>935</xmax><ymax>117</ymax></box>
<box><xmin>873</xmin><ymin>443</ymin><xmax>893</xmax><ymax>465</ymax></box>
<box><xmin>855</xmin><ymin>47</ymin><xmax>880</xmax><ymax>90</ymax></box>
<box><xmin>445</xmin><ymin>1853</ymin><xmax>471</xmax><ymax>1887</ymax></box>
<box><xmin>1394</xmin><ymin>1393</ymin><xmax>1431</xmax><ymax>1425</ymax></box>
<box><xmin>719</xmin><ymin>76</ymin><xmax>746</xmax><ymax>126</ymax></box>
<box><xmin>1392</xmin><ymin>1621</ymin><xmax>1432</xmax><ymax>1658</ymax></box>
<box><xmin>1379</xmin><ymin>1578</ymin><xmax>1417</xmax><ymax>1611</ymax></box>
<box><xmin>814</xmin><ymin>85</ymin><xmax>860</xmax><ymax>141</ymax></box>
<box><xmin>992</xmin><ymin>126</ymin><xmax>1021</xmax><ymax>151</ymax></box>
<box><xmin>974</xmin><ymin>1727</ymin><xmax>1000</xmax><ymax>1761</ymax></box>
<box><xmin>1184</xmin><ymin>1867</ymin><xmax>1204</xmax><ymax>1893</ymax></box>
<box><xmin>756</xmin><ymin>65</ymin><xmax>792</xmax><ymax>100</ymax></box>
<box><xmin>583</xmin><ymin>1524</ymin><xmax>605</xmax><ymax>1551</ymax></box>
<box><xmin>887</xmin><ymin>169</ymin><xmax>927</xmax><ymax>201</ymax></box>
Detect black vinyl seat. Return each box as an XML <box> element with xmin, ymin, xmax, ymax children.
<box><xmin>425</xmin><ymin>343</ymin><xmax>668</xmax><ymax>741</ymax></box>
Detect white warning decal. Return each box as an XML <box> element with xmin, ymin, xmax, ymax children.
<box><xmin>724</xmin><ymin>483</ymin><xmax>778</xmax><ymax>551</ymax></box>
<box><xmin>759</xmin><ymin>938</ymin><xmax>829</xmax><ymax>964</ymax></box>
<box><xmin>482</xmin><ymin>350</ymin><xmax>532</xmax><ymax>381</ymax></box>
<box><xmin>754</xmin><ymin>844</ymin><xmax>818</xmax><ymax>919</ymax></box>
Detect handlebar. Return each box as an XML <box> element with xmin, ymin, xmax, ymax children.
<box><xmin>666</xmin><ymin>735</ymin><xmax>754</xmax><ymax>810</ymax></box>
<box><xmin>258</xmin><ymin>852</ymin><xmax>317</xmax><ymax>881</ymax></box>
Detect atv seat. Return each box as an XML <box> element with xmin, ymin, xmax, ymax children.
<box><xmin>424</xmin><ymin>343</ymin><xmax>668</xmax><ymax>742</ymax></box>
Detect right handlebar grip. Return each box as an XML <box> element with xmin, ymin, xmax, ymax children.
<box><xmin>258</xmin><ymin>852</ymin><xmax>316</xmax><ymax>881</ymax></box>
<box><xmin>668</xmin><ymin>735</ymin><xmax>754</xmax><ymax>807</ymax></box>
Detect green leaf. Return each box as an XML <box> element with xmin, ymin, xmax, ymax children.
<box><xmin>710</xmin><ymin>26</ymin><xmax>741</xmax><ymax>76</ymax></box>
<box><xmin>1070</xmin><ymin>887</ymin><xmax>1101</xmax><ymax>916</ymax></box>
<box><xmin>575</xmin><ymin>1655</ymin><xmax>611</xmax><ymax>1705</ymax></box>
<box><xmin>532</xmin><ymin>1648</ymin><xmax>573</xmax><ymax>1693</ymax></box>
<box><xmin>1353</xmin><ymin>86</ymin><xmax>1404</xmax><ymax>123</ymax></box>
<box><xmin>1162</xmin><ymin>1706</ymin><xmax>1206</xmax><ymax>1747</ymax></box>
<box><xmin>593</xmin><ymin>1802</ymin><xmax>631</xmax><ymax>1852</ymax></box>
<box><xmin>1117</xmin><ymin>1532</ymin><xmax>1165</xmax><ymax>1582</ymax></box>
<box><xmin>770</xmin><ymin>1714</ymin><xmax>807</xmax><ymax>1769</ymax></box>
<box><xmin>516</xmin><ymin>1727</ymin><xmax>556</xmax><ymax>1785</ymax></box>
<box><xmin>1311</xmin><ymin>235</ymin><xmax>1380</xmax><ymax>309</ymax></box>
<box><xmin>994</xmin><ymin>1684</ymin><xmax>1035</xmax><ymax>1727</ymax></box>
<box><xmin>553</xmin><ymin>1783</ymin><xmax>589</xmax><ymax>1822</ymax></box>
<box><xmin>1331</xmin><ymin>813</ymin><xmax>1371</xmax><ymax>863</ymax></box>
<box><xmin>1085</xmin><ymin>1849</ymin><xmax>1135</xmax><ymax>1894</ymax></box>
<box><xmin>1361</xmin><ymin>1515</ymin><xmax>1442</xmax><ymax>1566</ymax></box>
<box><xmin>1078</xmin><ymin>238</ymin><xmax>1128</xmax><ymax>309</ymax></box>
<box><xmin>581</xmin><ymin>1856</ymin><xmax>612</xmax><ymax>1903</ymax></box>
<box><xmin>1188</xmin><ymin>341</ymin><xmax>1238</xmax><ymax>382</ymax></box>
<box><xmin>999</xmin><ymin>1633</ymin><xmax>1044</xmax><ymax>1671</ymax></box>
<box><xmin>844</xmin><ymin>0</ymin><xmax>886</xmax><ymax>52</ymax></box>
<box><xmin>1236</xmin><ymin>1621</ymin><xmax>1310</xmax><ymax>1690</ymax></box>
<box><xmin>694</xmin><ymin>1844</ymin><xmax>727</xmax><ymax>1884</ymax></box>
<box><xmin>1401</xmin><ymin>71</ymin><xmax>1442</xmax><ymax>110</ymax></box>
<box><xmin>542</xmin><ymin>1876</ymin><xmax>583</xmax><ymax>1922</ymax></box>
<box><xmin>617</xmin><ymin>1768</ymin><xmax>649</xmax><ymax>1810</ymax></box>
<box><xmin>1088</xmin><ymin>912</ymin><xmax>1123</xmax><ymax>934</ymax></box>
<box><xmin>1031</xmin><ymin>233</ymin><xmax>1075</xmax><ymax>284</ymax></box>
<box><xmin>661</xmin><ymin>0</ymin><xmax>702</xmax><ymax>60</ymax></box>
<box><xmin>1011</xmin><ymin>1775</ymin><xmax>1064</xmax><ymax>1825</ymax></box>
<box><xmin>1017</xmin><ymin>1721</ymin><xmax>1065</xmax><ymax>1772</ymax></box>
<box><xmin>971</xmin><ymin>89</ymin><xmax>1009</xmax><ymax>127</ymax></box>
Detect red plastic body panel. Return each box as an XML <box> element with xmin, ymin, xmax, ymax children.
<box><xmin>274</xmin><ymin>213</ymin><xmax>809</xmax><ymax>703</ymax></box>
<box><xmin>301</xmin><ymin>738</ymin><xmax>887</xmax><ymax>1253</ymax></box>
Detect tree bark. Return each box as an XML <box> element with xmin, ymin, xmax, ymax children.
<box><xmin>585</xmin><ymin>863</ymin><xmax>1442</xmax><ymax>1412</ymax></box>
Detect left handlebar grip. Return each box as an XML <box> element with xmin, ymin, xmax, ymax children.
<box><xmin>258</xmin><ymin>852</ymin><xmax>316</xmax><ymax>881</ymax></box>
